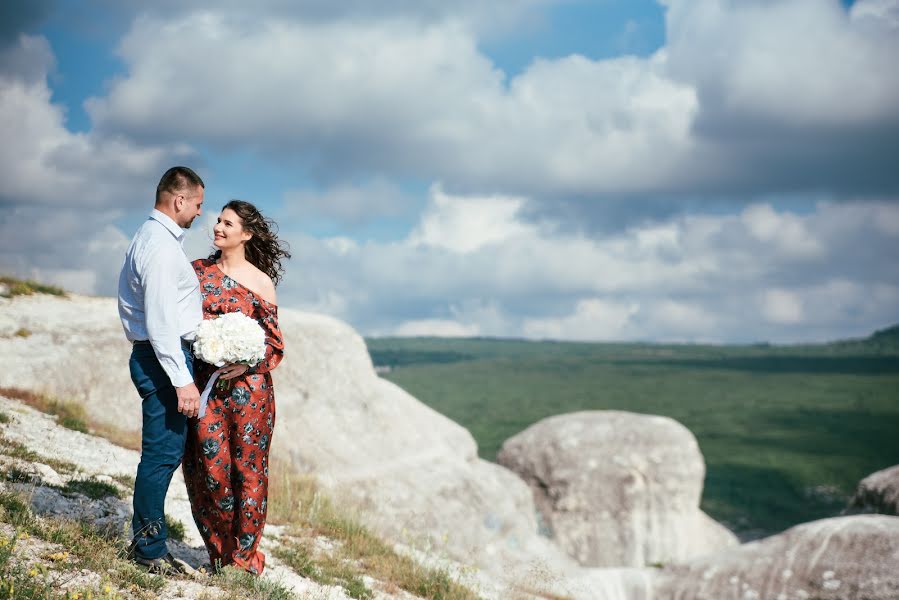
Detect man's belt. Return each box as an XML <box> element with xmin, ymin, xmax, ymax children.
<box><xmin>132</xmin><ymin>339</ymin><xmax>193</xmax><ymax>350</ymax></box>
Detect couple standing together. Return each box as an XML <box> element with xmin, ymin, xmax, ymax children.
<box><xmin>117</xmin><ymin>166</ymin><xmax>290</xmax><ymax>575</ymax></box>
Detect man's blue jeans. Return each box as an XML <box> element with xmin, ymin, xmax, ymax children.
<box><xmin>129</xmin><ymin>342</ymin><xmax>193</xmax><ymax>560</ymax></box>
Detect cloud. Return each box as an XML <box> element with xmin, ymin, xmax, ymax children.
<box><xmin>0</xmin><ymin>34</ymin><xmax>198</xmax><ymax>294</ymax></box>
<box><xmin>88</xmin><ymin>0</ymin><xmax>560</xmax><ymax>35</ymax></box>
<box><xmin>0</xmin><ymin>35</ymin><xmax>194</xmax><ymax>210</ymax></box>
<box><xmin>761</xmin><ymin>289</ymin><xmax>804</xmax><ymax>325</ymax></box>
<box><xmin>0</xmin><ymin>0</ymin><xmax>55</xmax><ymax>48</ymax></box>
<box><xmin>394</xmin><ymin>318</ymin><xmax>481</xmax><ymax>337</ymax></box>
<box><xmin>522</xmin><ymin>298</ymin><xmax>640</xmax><ymax>341</ymax></box>
<box><xmin>269</xmin><ymin>186</ymin><xmax>899</xmax><ymax>343</ymax></box>
<box><xmin>407</xmin><ymin>185</ymin><xmax>535</xmax><ymax>253</ymax></box>
<box><xmin>282</xmin><ymin>178</ymin><xmax>419</xmax><ymax>226</ymax></box>
<box><xmin>85</xmin><ymin>12</ymin><xmax>699</xmax><ymax>196</ymax></box>
<box><xmin>662</xmin><ymin>0</ymin><xmax>899</xmax><ymax>194</ymax></box>
<box><xmin>741</xmin><ymin>204</ymin><xmax>823</xmax><ymax>259</ymax></box>
<box><xmin>82</xmin><ymin>1</ymin><xmax>899</xmax><ymax>201</ymax></box>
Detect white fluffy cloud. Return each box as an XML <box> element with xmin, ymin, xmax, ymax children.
<box><xmin>0</xmin><ymin>35</ymin><xmax>192</xmax><ymax>211</ymax></box>
<box><xmin>762</xmin><ymin>289</ymin><xmax>804</xmax><ymax>325</ymax></box>
<box><xmin>407</xmin><ymin>185</ymin><xmax>535</xmax><ymax>253</ymax></box>
<box><xmin>271</xmin><ymin>186</ymin><xmax>899</xmax><ymax>342</ymax></box>
<box><xmin>0</xmin><ymin>34</ymin><xmax>196</xmax><ymax>294</ymax></box>
<box><xmin>3</xmin><ymin>2</ymin><xmax>898</xmax><ymax>343</ymax></box>
<box><xmin>283</xmin><ymin>178</ymin><xmax>419</xmax><ymax>226</ymax></box>
<box><xmin>83</xmin><ymin>0</ymin><xmax>899</xmax><ymax>198</ymax></box>
<box><xmin>394</xmin><ymin>318</ymin><xmax>481</xmax><ymax>337</ymax></box>
<box><xmin>665</xmin><ymin>0</ymin><xmax>899</xmax><ymax>126</ymax></box>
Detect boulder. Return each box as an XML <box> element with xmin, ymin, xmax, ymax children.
<box><xmin>655</xmin><ymin>514</ymin><xmax>899</xmax><ymax>599</ymax></box>
<box><xmin>496</xmin><ymin>410</ymin><xmax>737</xmax><ymax>568</ymax></box>
<box><xmin>267</xmin><ymin>310</ymin><xmax>580</xmax><ymax>584</ymax></box>
<box><xmin>0</xmin><ymin>294</ymin><xmax>137</xmax><ymax>433</ymax></box>
<box><xmin>0</xmin><ymin>293</ymin><xmax>579</xmax><ymax>590</ymax></box>
<box><xmin>846</xmin><ymin>464</ymin><xmax>899</xmax><ymax>516</ymax></box>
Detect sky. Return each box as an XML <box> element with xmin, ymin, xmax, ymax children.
<box><xmin>1</xmin><ymin>0</ymin><xmax>898</xmax><ymax>344</ymax></box>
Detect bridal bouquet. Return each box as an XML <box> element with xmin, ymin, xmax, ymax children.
<box><xmin>193</xmin><ymin>312</ymin><xmax>266</xmax><ymax>418</ymax></box>
<box><xmin>194</xmin><ymin>311</ymin><xmax>266</xmax><ymax>368</ymax></box>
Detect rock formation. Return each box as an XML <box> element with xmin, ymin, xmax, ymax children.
<box><xmin>846</xmin><ymin>464</ymin><xmax>899</xmax><ymax>516</ymax></box>
<box><xmin>5</xmin><ymin>292</ymin><xmax>898</xmax><ymax>599</ymax></box>
<box><xmin>0</xmin><ymin>293</ymin><xmax>579</xmax><ymax>595</ymax></box>
<box><xmin>655</xmin><ymin>514</ymin><xmax>899</xmax><ymax>599</ymax></box>
<box><xmin>496</xmin><ymin>410</ymin><xmax>738</xmax><ymax>568</ymax></box>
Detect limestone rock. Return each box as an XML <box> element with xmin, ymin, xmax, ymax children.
<box><xmin>496</xmin><ymin>410</ymin><xmax>738</xmax><ymax>568</ymax></box>
<box><xmin>846</xmin><ymin>464</ymin><xmax>899</xmax><ymax>516</ymax></box>
<box><xmin>0</xmin><ymin>293</ymin><xmax>579</xmax><ymax>591</ymax></box>
<box><xmin>271</xmin><ymin>310</ymin><xmax>579</xmax><ymax>584</ymax></box>
<box><xmin>656</xmin><ymin>514</ymin><xmax>899</xmax><ymax>599</ymax></box>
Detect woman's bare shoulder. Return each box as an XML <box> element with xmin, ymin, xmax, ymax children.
<box><xmin>250</xmin><ymin>266</ymin><xmax>277</xmax><ymax>305</ymax></box>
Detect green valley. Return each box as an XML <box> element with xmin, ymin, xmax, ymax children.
<box><xmin>366</xmin><ymin>326</ymin><xmax>899</xmax><ymax>539</ymax></box>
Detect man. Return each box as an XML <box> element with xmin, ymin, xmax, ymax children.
<box><xmin>118</xmin><ymin>166</ymin><xmax>205</xmax><ymax>573</ymax></box>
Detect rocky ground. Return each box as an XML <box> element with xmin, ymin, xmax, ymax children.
<box><xmin>0</xmin><ymin>393</ymin><xmax>430</xmax><ymax>600</ymax></box>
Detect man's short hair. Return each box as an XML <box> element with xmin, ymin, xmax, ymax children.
<box><xmin>155</xmin><ymin>166</ymin><xmax>205</xmax><ymax>203</ymax></box>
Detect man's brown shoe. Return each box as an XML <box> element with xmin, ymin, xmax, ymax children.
<box><xmin>131</xmin><ymin>552</ymin><xmax>191</xmax><ymax>575</ymax></box>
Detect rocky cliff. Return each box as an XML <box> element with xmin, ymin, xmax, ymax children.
<box><xmin>3</xmin><ymin>290</ymin><xmax>898</xmax><ymax>599</ymax></box>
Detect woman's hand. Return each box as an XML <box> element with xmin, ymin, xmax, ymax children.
<box><xmin>220</xmin><ymin>363</ymin><xmax>249</xmax><ymax>380</ymax></box>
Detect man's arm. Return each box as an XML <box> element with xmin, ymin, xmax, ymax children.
<box><xmin>140</xmin><ymin>242</ymin><xmax>200</xmax><ymax>417</ymax></box>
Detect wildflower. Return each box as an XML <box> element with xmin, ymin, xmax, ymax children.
<box><xmin>29</xmin><ymin>567</ymin><xmax>39</xmax><ymax>577</ymax></box>
<box><xmin>47</xmin><ymin>550</ymin><xmax>70</xmax><ymax>561</ymax></box>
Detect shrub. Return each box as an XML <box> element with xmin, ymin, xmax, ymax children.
<box><xmin>0</xmin><ymin>275</ymin><xmax>67</xmax><ymax>298</ymax></box>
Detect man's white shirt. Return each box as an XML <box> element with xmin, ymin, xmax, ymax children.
<box><xmin>118</xmin><ymin>209</ymin><xmax>203</xmax><ymax>388</ymax></box>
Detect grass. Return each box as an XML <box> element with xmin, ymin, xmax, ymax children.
<box><xmin>0</xmin><ymin>386</ymin><xmax>141</xmax><ymax>451</ymax></box>
<box><xmin>165</xmin><ymin>514</ymin><xmax>186</xmax><ymax>543</ymax></box>
<box><xmin>0</xmin><ymin>487</ymin><xmax>165</xmax><ymax>597</ymax></box>
<box><xmin>0</xmin><ymin>531</ymin><xmax>59</xmax><ymax>600</ymax></box>
<box><xmin>0</xmin><ymin>487</ymin><xmax>291</xmax><ymax>600</ymax></box>
<box><xmin>0</xmin><ymin>275</ymin><xmax>67</xmax><ymax>298</ymax></box>
<box><xmin>0</xmin><ymin>387</ymin><xmax>88</xmax><ymax>434</ymax></box>
<box><xmin>62</xmin><ymin>478</ymin><xmax>122</xmax><ymax>500</ymax></box>
<box><xmin>268</xmin><ymin>459</ymin><xmax>481</xmax><ymax>600</ymax></box>
<box><xmin>367</xmin><ymin>335</ymin><xmax>899</xmax><ymax>538</ymax></box>
<box><xmin>0</xmin><ymin>434</ymin><xmax>76</xmax><ymax>475</ymax></box>
<box><xmin>90</xmin><ymin>424</ymin><xmax>142</xmax><ymax>452</ymax></box>
<box><xmin>110</xmin><ymin>474</ymin><xmax>135</xmax><ymax>490</ymax></box>
<box><xmin>203</xmin><ymin>566</ymin><xmax>295</xmax><ymax>600</ymax></box>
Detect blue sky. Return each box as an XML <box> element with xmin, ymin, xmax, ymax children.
<box><xmin>2</xmin><ymin>0</ymin><xmax>898</xmax><ymax>343</ymax></box>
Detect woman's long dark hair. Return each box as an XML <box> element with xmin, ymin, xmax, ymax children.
<box><xmin>210</xmin><ymin>200</ymin><xmax>291</xmax><ymax>286</ymax></box>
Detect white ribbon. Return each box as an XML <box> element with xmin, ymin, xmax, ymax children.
<box><xmin>198</xmin><ymin>366</ymin><xmax>228</xmax><ymax>419</ymax></box>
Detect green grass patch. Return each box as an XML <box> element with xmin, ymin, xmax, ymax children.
<box><xmin>0</xmin><ymin>387</ymin><xmax>141</xmax><ymax>450</ymax></box>
<box><xmin>205</xmin><ymin>565</ymin><xmax>295</xmax><ymax>600</ymax></box>
<box><xmin>0</xmin><ymin>275</ymin><xmax>67</xmax><ymax>298</ymax></box>
<box><xmin>3</xmin><ymin>466</ymin><xmax>33</xmax><ymax>484</ymax></box>
<box><xmin>0</xmin><ymin>387</ymin><xmax>89</xmax><ymax>434</ymax></box>
<box><xmin>63</xmin><ymin>477</ymin><xmax>122</xmax><ymax>500</ymax></box>
<box><xmin>368</xmin><ymin>335</ymin><xmax>899</xmax><ymax>538</ymax></box>
<box><xmin>0</xmin><ymin>434</ymin><xmax>76</xmax><ymax>475</ymax></box>
<box><xmin>0</xmin><ymin>489</ymin><xmax>36</xmax><ymax>530</ymax></box>
<box><xmin>0</xmin><ymin>487</ymin><xmax>165</xmax><ymax>595</ymax></box>
<box><xmin>0</xmin><ymin>532</ymin><xmax>60</xmax><ymax>600</ymax></box>
<box><xmin>276</xmin><ymin>541</ymin><xmax>372</xmax><ymax>599</ymax></box>
<box><xmin>269</xmin><ymin>462</ymin><xmax>481</xmax><ymax>600</ymax></box>
<box><xmin>0</xmin><ymin>411</ymin><xmax>9</xmax><ymax>424</ymax></box>
<box><xmin>111</xmin><ymin>473</ymin><xmax>136</xmax><ymax>490</ymax></box>
<box><xmin>165</xmin><ymin>514</ymin><xmax>186</xmax><ymax>542</ymax></box>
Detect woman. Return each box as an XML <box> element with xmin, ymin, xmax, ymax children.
<box><xmin>183</xmin><ymin>199</ymin><xmax>290</xmax><ymax>575</ymax></box>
